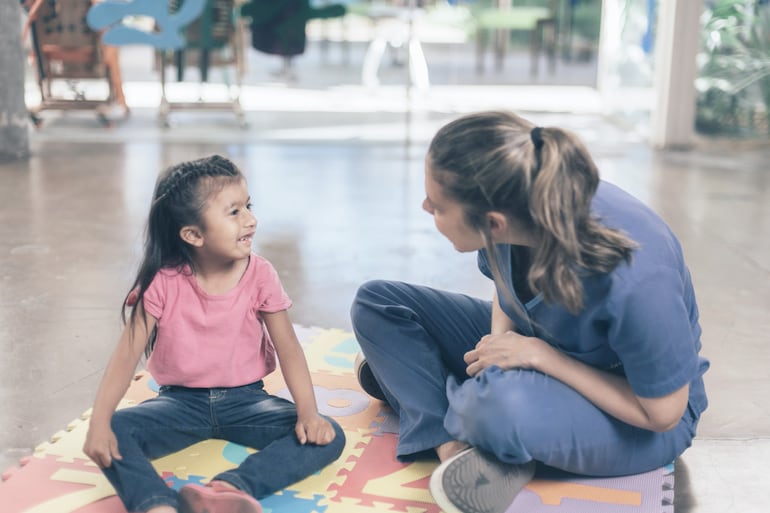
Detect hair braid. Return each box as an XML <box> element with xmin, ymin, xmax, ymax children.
<box><xmin>155</xmin><ymin>155</ymin><xmax>238</xmax><ymax>203</ymax></box>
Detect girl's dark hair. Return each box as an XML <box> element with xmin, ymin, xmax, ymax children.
<box><xmin>124</xmin><ymin>155</ymin><xmax>244</xmax><ymax>356</ymax></box>
<box><xmin>427</xmin><ymin>111</ymin><xmax>637</xmax><ymax>314</ymax></box>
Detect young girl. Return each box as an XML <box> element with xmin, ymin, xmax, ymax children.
<box><xmin>351</xmin><ymin>111</ymin><xmax>709</xmax><ymax>513</ymax></box>
<box><xmin>83</xmin><ymin>155</ymin><xmax>345</xmax><ymax>513</ymax></box>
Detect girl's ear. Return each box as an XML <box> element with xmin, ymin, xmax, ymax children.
<box><xmin>179</xmin><ymin>225</ymin><xmax>204</xmax><ymax>247</ymax></box>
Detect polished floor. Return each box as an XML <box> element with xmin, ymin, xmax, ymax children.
<box><xmin>2</xmin><ymin>38</ymin><xmax>770</xmax><ymax>512</ymax></box>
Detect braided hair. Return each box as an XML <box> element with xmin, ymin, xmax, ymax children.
<box><xmin>124</xmin><ymin>155</ymin><xmax>244</xmax><ymax>356</ymax></box>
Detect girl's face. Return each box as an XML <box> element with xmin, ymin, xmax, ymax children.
<box><xmin>422</xmin><ymin>160</ymin><xmax>485</xmax><ymax>253</ymax></box>
<box><xmin>196</xmin><ymin>178</ymin><xmax>256</xmax><ymax>262</ymax></box>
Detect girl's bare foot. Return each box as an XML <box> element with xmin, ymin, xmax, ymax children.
<box><xmin>179</xmin><ymin>483</ymin><xmax>262</xmax><ymax>513</ymax></box>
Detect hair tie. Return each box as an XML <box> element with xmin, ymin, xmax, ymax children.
<box><xmin>530</xmin><ymin>126</ymin><xmax>544</xmax><ymax>150</ymax></box>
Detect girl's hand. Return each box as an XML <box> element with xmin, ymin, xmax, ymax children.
<box><xmin>83</xmin><ymin>422</ymin><xmax>122</xmax><ymax>468</ymax></box>
<box><xmin>295</xmin><ymin>413</ymin><xmax>336</xmax><ymax>446</ymax></box>
<box><xmin>464</xmin><ymin>331</ymin><xmax>548</xmax><ymax>377</ymax></box>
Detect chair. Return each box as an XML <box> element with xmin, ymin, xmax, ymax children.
<box><xmin>354</xmin><ymin>2</ymin><xmax>430</xmax><ymax>89</ymax></box>
<box><xmin>23</xmin><ymin>0</ymin><xmax>128</xmax><ymax>127</ymax></box>
<box><xmin>158</xmin><ymin>0</ymin><xmax>247</xmax><ymax>127</ymax></box>
<box><xmin>240</xmin><ymin>0</ymin><xmax>346</xmax><ymax>80</ymax></box>
<box><xmin>472</xmin><ymin>0</ymin><xmax>558</xmax><ymax>77</ymax></box>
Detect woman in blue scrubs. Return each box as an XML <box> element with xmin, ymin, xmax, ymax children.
<box><xmin>350</xmin><ymin>111</ymin><xmax>709</xmax><ymax>513</ymax></box>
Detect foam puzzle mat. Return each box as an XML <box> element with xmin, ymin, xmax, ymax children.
<box><xmin>0</xmin><ymin>326</ymin><xmax>674</xmax><ymax>513</ymax></box>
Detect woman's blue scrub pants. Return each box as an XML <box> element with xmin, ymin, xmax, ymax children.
<box><xmin>350</xmin><ymin>279</ymin><xmax>698</xmax><ymax>477</ymax></box>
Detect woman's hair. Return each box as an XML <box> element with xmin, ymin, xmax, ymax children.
<box><xmin>124</xmin><ymin>154</ymin><xmax>244</xmax><ymax>356</ymax></box>
<box><xmin>427</xmin><ymin>111</ymin><xmax>637</xmax><ymax>314</ymax></box>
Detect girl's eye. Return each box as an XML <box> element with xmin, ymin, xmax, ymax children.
<box><xmin>246</xmin><ymin>203</ymin><xmax>253</xmax><ymax>210</ymax></box>
<box><xmin>230</xmin><ymin>209</ymin><xmax>239</xmax><ymax>216</ymax></box>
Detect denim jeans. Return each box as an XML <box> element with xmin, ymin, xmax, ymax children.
<box><xmin>350</xmin><ymin>279</ymin><xmax>699</xmax><ymax>476</ymax></box>
<box><xmin>102</xmin><ymin>380</ymin><xmax>345</xmax><ymax>512</ymax></box>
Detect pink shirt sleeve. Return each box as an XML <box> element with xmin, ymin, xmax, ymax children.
<box><xmin>142</xmin><ymin>270</ymin><xmax>168</xmax><ymax>320</ymax></box>
<box><xmin>252</xmin><ymin>256</ymin><xmax>292</xmax><ymax>314</ymax></box>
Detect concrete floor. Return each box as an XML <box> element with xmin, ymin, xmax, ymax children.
<box><xmin>2</xmin><ymin>34</ymin><xmax>770</xmax><ymax>512</ymax></box>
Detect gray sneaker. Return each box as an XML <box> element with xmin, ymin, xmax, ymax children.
<box><xmin>429</xmin><ymin>447</ymin><xmax>535</xmax><ymax>513</ymax></box>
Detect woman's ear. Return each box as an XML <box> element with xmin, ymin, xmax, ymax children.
<box><xmin>487</xmin><ymin>212</ymin><xmax>537</xmax><ymax>246</ymax></box>
<box><xmin>486</xmin><ymin>212</ymin><xmax>508</xmax><ymax>240</ymax></box>
<box><xmin>179</xmin><ymin>225</ymin><xmax>204</xmax><ymax>247</ymax></box>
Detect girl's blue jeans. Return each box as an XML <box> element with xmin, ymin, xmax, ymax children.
<box><xmin>102</xmin><ymin>380</ymin><xmax>345</xmax><ymax>512</ymax></box>
<box><xmin>350</xmin><ymin>279</ymin><xmax>699</xmax><ymax>477</ymax></box>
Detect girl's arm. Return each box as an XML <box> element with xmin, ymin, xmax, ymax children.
<box><xmin>262</xmin><ymin>310</ymin><xmax>336</xmax><ymax>445</ymax></box>
<box><xmin>464</xmin><ymin>332</ymin><xmax>689</xmax><ymax>432</ymax></box>
<box><xmin>83</xmin><ymin>307</ymin><xmax>156</xmax><ymax>467</ymax></box>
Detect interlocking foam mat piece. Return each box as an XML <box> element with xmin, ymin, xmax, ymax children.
<box><xmin>1</xmin><ymin>326</ymin><xmax>674</xmax><ymax>513</ymax></box>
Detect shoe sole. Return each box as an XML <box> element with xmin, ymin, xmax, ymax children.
<box><xmin>354</xmin><ymin>352</ymin><xmax>387</xmax><ymax>401</ymax></box>
<box><xmin>429</xmin><ymin>448</ymin><xmax>535</xmax><ymax>513</ymax></box>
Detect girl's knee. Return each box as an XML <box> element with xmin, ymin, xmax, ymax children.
<box><xmin>110</xmin><ymin>410</ymin><xmax>131</xmax><ymax>432</ymax></box>
<box><xmin>109</xmin><ymin>410</ymin><xmax>140</xmax><ymax>442</ymax></box>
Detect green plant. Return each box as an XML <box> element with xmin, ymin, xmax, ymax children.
<box><xmin>696</xmin><ymin>1</ymin><xmax>770</xmax><ymax>135</ymax></box>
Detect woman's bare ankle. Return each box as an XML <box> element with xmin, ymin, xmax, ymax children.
<box><xmin>436</xmin><ymin>440</ymin><xmax>470</xmax><ymax>462</ymax></box>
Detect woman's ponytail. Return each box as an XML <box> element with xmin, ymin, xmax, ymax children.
<box><xmin>528</xmin><ymin>127</ymin><xmax>599</xmax><ymax>312</ymax></box>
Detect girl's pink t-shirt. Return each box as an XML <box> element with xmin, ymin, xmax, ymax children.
<box><xmin>142</xmin><ymin>255</ymin><xmax>292</xmax><ymax>388</ymax></box>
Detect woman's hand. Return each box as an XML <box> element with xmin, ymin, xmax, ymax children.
<box><xmin>295</xmin><ymin>413</ymin><xmax>336</xmax><ymax>446</ymax></box>
<box><xmin>83</xmin><ymin>422</ymin><xmax>122</xmax><ymax>468</ymax></box>
<box><xmin>464</xmin><ymin>331</ymin><xmax>548</xmax><ymax>377</ymax></box>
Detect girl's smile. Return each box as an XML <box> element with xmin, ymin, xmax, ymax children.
<box><xmin>191</xmin><ymin>178</ymin><xmax>257</xmax><ymax>263</ymax></box>
<box><xmin>238</xmin><ymin>232</ymin><xmax>255</xmax><ymax>245</ymax></box>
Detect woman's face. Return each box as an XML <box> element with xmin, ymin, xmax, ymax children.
<box><xmin>422</xmin><ymin>158</ymin><xmax>538</xmax><ymax>250</ymax></box>
<box><xmin>422</xmin><ymin>160</ymin><xmax>485</xmax><ymax>253</ymax></box>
